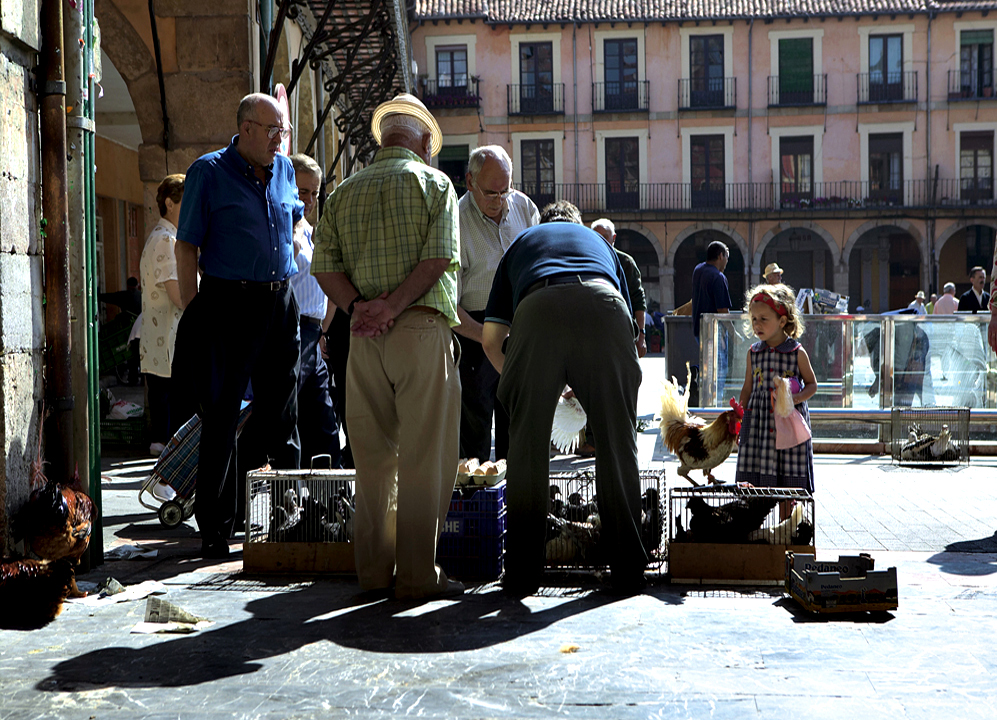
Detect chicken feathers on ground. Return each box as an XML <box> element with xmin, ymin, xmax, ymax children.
<box><xmin>659</xmin><ymin>364</ymin><xmax>743</xmax><ymax>486</ymax></box>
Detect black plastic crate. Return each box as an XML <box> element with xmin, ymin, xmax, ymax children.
<box><xmin>435</xmin><ymin>481</ymin><xmax>507</xmax><ymax>581</ymax></box>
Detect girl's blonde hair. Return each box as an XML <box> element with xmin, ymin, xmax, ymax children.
<box><xmin>742</xmin><ymin>283</ymin><xmax>806</xmax><ymax>339</ymax></box>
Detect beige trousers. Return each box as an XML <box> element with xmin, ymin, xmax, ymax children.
<box><xmin>345</xmin><ymin>308</ymin><xmax>462</xmax><ymax>598</ymax></box>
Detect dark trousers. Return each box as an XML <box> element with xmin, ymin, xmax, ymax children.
<box><xmin>459</xmin><ymin>309</ymin><xmax>509</xmax><ymax>462</ymax></box>
<box><xmin>192</xmin><ymin>277</ymin><xmax>301</xmax><ymax>546</ymax></box>
<box><xmin>298</xmin><ymin>319</ymin><xmax>341</xmax><ymax>468</ymax></box>
<box><xmin>170</xmin><ymin>308</ymin><xmax>201</xmax><ymax>436</ymax></box>
<box><xmin>146</xmin><ymin>373</ymin><xmax>171</xmax><ymax>445</ymax></box>
<box><xmin>497</xmin><ymin>281</ymin><xmax>647</xmax><ymax>588</ymax></box>
<box><xmin>327</xmin><ymin>308</ymin><xmax>354</xmax><ymax>468</ymax></box>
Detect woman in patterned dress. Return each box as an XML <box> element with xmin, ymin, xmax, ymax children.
<box><xmin>735</xmin><ymin>284</ymin><xmax>816</xmax><ymax>494</ymax></box>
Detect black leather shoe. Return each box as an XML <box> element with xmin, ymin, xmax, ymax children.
<box><xmin>200</xmin><ymin>541</ymin><xmax>230</xmax><ymax>559</ymax></box>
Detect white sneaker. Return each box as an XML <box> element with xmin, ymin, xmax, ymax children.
<box><xmin>149</xmin><ymin>442</ymin><xmax>167</xmax><ymax>456</ymax></box>
<box><xmin>152</xmin><ymin>482</ymin><xmax>176</xmax><ymax>501</ymax></box>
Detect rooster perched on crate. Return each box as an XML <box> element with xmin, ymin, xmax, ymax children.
<box><xmin>659</xmin><ymin>364</ymin><xmax>743</xmax><ymax>486</ymax></box>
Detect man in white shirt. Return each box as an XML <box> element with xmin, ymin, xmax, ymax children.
<box><xmin>456</xmin><ymin>145</ymin><xmax>539</xmax><ymax>463</ymax></box>
<box><xmin>289</xmin><ymin>153</ymin><xmax>341</xmax><ymax>467</ymax></box>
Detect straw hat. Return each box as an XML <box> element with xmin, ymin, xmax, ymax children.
<box><xmin>915</xmin><ymin>290</ymin><xmax>926</xmax><ymax>300</ymax></box>
<box><xmin>764</xmin><ymin>262</ymin><xmax>784</xmax><ymax>278</ymax></box>
<box><xmin>370</xmin><ymin>93</ymin><xmax>443</xmax><ymax>157</ymax></box>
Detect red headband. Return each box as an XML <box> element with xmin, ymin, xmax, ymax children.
<box><xmin>752</xmin><ymin>293</ymin><xmax>788</xmax><ymax>316</ymax></box>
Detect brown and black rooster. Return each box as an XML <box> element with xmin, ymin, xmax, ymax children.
<box><xmin>18</xmin><ymin>452</ymin><xmax>94</xmax><ymax>597</ymax></box>
<box><xmin>659</xmin><ymin>365</ymin><xmax>743</xmax><ymax>486</ymax></box>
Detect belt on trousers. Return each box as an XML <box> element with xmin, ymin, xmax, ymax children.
<box><xmin>407</xmin><ymin>305</ymin><xmax>444</xmax><ymax>317</ymax></box>
<box><xmin>301</xmin><ymin>315</ymin><xmax>323</xmax><ymax>327</ymax></box>
<box><xmin>203</xmin><ymin>276</ymin><xmax>290</xmax><ymax>292</ymax></box>
<box><xmin>523</xmin><ymin>273</ymin><xmax>612</xmax><ymax>299</ymax></box>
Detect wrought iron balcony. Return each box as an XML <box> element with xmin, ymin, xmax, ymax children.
<box><xmin>857</xmin><ymin>71</ymin><xmax>918</xmax><ymax>104</ymax></box>
<box><xmin>767</xmin><ymin>74</ymin><xmax>828</xmax><ymax>107</ymax></box>
<box><xmin>947</xmin><ymin>69</ymin><xmax>996</xmax><ymax>101</ymax></box>
<box><xmin>678</xmin><ymin>77</ymin><xmax>736</xmax><ymax>110</ymax></box>
<box><xmin>421</xmin><ymin>78</ymin><xmax>480</xmax><ymax>109</ymax></box>
<box><xmin>592</xmin><ymin>81</ymin><xmax>650</xmax><ymax>113</ymax></box>
<box><xmin>512</xmin><ymin>179</ymin><xmax>993</xmax><ymax>214</ymax></box>
<box><xmin>507</xmin><ymin>83</ymin><xmax>564</xmax><ymax>115</ymax></box>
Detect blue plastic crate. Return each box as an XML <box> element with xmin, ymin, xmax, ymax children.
<box><xmin>437</xmin><ymin>534</ymin><xmax>505</xmax><ymax>580</ymax></box>
<box><xmin>449</xmin><ymin>480</ymin><xmax>506</xmax><ymax>515</ymax></box>
<box><xmin>441</xmin><ymin>509</ymin><xmax>506</xmax><ymax>539</ymax></box>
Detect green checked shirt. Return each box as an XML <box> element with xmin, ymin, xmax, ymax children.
<box><xmin>311</xmin><ymin>146</ymin><xmax>460</xmax><ymax>326</ymax></box>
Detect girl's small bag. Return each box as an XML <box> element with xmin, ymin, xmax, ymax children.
<box><xmin>771</xmin><ymin>376</ymin><xmax>811</xmax><ymax>450</ymax></box>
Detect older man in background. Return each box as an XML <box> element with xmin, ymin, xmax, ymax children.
<box><xmin>455</xmin><ymin>145</ymin><xmax>539</xmax><ymax>463</ymax></box>
<box><xmin>591</xmin><ymin>218</ymin><xmax>647</xmax><ymax>358</ymax></box>
<box><xmin>764</xmin><ymin>262</ymin><xmax>784</xmax><ymax>285</ymax></box>
<box><xmin>959</xmin><ymin>266</ymin><xmax>990</xmax><ymax>313</ymax></box>
<box><xmin>312</xmin><ymin>94</ymin><xmax>463</xmax><ymax>601</ymax></box>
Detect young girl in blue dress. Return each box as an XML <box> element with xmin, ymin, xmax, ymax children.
<box><xmin>735</xmin><ymin>284</ymin><xmax>817</xmax><ymax>492</ymax></box>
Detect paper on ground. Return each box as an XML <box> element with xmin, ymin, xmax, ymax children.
<box><xmin>67</xmin><ymin>579</ymin><xmax>167</xmax><ymax>607</ymax></box>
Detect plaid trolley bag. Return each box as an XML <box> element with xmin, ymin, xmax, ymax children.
<box><xmin>138</xmin><ymin>404</ymin><xmax>253</xmax><ymax>527</ymax></box>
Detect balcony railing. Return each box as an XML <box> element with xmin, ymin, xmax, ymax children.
<box><xmin>857</xmin><ymin>71</ymin><xmax>918</xmax><ymax>104</ymax></box>
<box><xmin>421</xmin><ymin>78</ymin><xmax>480</xmax><ymax>109</ymax></box>
<box><xmin>947</xmin><ymin>69</ymin><xmax>996</xmax><ymax>101</ymax></box>
<box><xmin>767</xmin><ymin>74</ymin><xmax>828</xmax><ymax>107</ymax></box>
<box><xmin>678</xmin><ymin>77</ymin><xmax>736</xmax><ymax>110</ymax></box>
<box><xmin>592</xmin><ymin>81</ymin><xmax>650</xmax><ymax>113</ymax></box>
<box><xmin>507</xmin><ymin>83</ymin><xmax>564</xmax><ymax>115</ymax></box>
<box><xmin>512</xmin><ymin>179</ymin><xmax>995</xmax><ymax>214</ymax></box>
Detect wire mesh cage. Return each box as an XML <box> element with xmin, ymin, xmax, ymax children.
<box><xmin>244</xmin><ymin>469</ymin><xmax>357</xmax><ymax>573</ymax></box>
<box><xmin>669</xmin><ymin>485</ymin><xmax>815</xmax><ymax>546</ymax></box>
<box><xmin>668</xmin><ymin>485</ymin><xmax>816</xmax><ymax>583</ymax></box>
<box><xmin>891</xmin><ymin>407</ymin><xmax>970</xmax><ymax>466</ymax></box>
<box><xmin>546</xmin><ymin>469</ymin><xmax>665</xmax><ymax>571</ymax></box>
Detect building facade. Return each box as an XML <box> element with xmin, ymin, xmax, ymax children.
<box><xmin>411</xmin><ymin>0</ymin><xmax>997</xmax><ymax>312</ymax></box>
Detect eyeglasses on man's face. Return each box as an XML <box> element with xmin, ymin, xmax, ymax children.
<box><xmin>478</xmin><ymin>187</ymin><xmax>514</xmax><ymax>201</ymax></box>
<box><xmin>248</xmin><ymin>119</ymin><xmax>291</xmax><ymax>140</ymax></box>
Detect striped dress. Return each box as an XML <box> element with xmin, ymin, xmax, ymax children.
<box><xmin>735</xmin><ymin>337</ymin><xmax>815</xmax><ymax>492</ymax></box>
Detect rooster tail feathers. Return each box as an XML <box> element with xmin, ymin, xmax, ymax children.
<box><xmin>658</xmin><ymin>376</ymin><xmax>689</xmax><ymax>430</ymax></box>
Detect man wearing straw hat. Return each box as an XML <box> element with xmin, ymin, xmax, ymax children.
<box><xmin>763</xmin><ymin>262</ymin><xmax>784</xmax><ymax>285</ymax></box>
<box><xmin>312</xmin><ymin>94</ymin><xmax>463</xmax><ymax>601</ymax></box>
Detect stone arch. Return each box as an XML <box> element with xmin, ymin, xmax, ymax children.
<box><xmin>612</xmin><ymin>221</ymin><xmax>665</xmax><ymax>267</ymax></box>
<box><xmin>94</xmin><ymin>0</ymin><xmax>161</xmax><ymax>150</ymax></box>
<box><xmin>844</xmin><ymin>218</ymin><xmax>925</xmax><ymax>265</ymax></box>
<box><xmin>667</xmin><ymin>221</ymin><xmax>747</xmax><ymax>268</ymax></box>
<box><xmin>754</xmin><ymin>220</ymin><xmax>840</xmax><ymax>275</ymax></box>
<box><xmin>935</xmin><ymin>218</ymin><xmax>997</xmax><ymax>257</ymax></box>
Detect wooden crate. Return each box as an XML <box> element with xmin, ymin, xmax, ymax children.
<box><xmin>668</xmin><ymin>485</ymin><xmax>815</xmax><ymax>584</ymax></box>
<box><xmin>244</xmin><ymin>468</ymin><xmax>356</xmax><ymax>574</ymax></box>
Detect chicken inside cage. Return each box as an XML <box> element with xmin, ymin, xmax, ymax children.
<box><xmin>899</xmin><ymin>423</ymin><xmax>959</xmax><ymax>463</ymax></box>
<box><xmin>670</xmin><ymin>486</ymin><xmax>815</xmax><ymax>546</ymax></box>
<box><xmin>246</xmin><ymin>472</ymin><xmax>356</xmax><ymax>544</ymax></box>
<box><xmin>545</xmin><ymin>470</ymin><xmax>664</xmax><ymax>568</ymax></box>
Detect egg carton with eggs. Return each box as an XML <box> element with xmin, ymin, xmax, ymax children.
<box><xmin>456</xmin><ymin>458</ymin><xmax>507</xmax><ymax>486</ymax></box>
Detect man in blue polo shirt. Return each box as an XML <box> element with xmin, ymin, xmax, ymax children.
<box><xmin>175</xmin><ymin>93</ymin><xmax>304</xmax><ymax>558</ymax></box>
<box><xmin>691</xmin><ymin>240</ymin><xmax>732</xmax><ymax>399</ymax></box>
<box><xmin>481</xmin><ymin>200</ymin><xmax>648</xmax><ymax>595</ymax></box>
